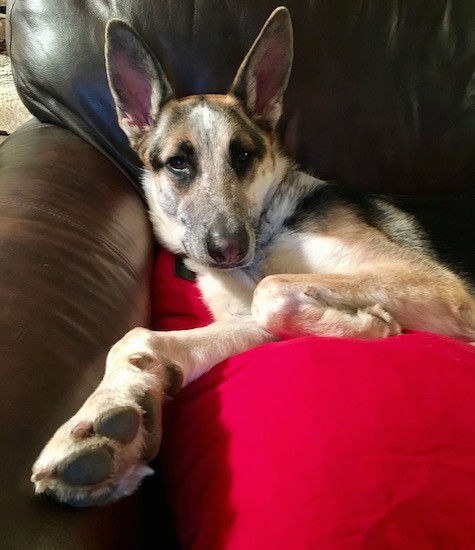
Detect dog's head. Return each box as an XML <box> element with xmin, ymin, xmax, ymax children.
<box><xmin>105</xmin><ymin>7</ymin><xmax>293</xmax><ymax>268</ymax></box>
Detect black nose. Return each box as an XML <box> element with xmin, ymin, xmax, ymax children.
<box><xmin>206</xmin><ymin>224</ymin><xmax>250</xmax><ymax>266</ymax></box>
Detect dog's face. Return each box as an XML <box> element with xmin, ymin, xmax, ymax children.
<box><xmin>105</xmin><ymin>7</ymin><xmax>293</xmax><ymax>268</ymax></box>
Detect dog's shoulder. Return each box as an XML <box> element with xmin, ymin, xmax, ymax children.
<box><xmin>261</xmin><ymin>169</ymin><xmax>428</xmax><ymax>253</ymax></box>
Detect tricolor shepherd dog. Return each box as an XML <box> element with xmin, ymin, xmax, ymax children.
<box><xmin>32</xmin><ymin>7</ymin><xmax>475</xmax><ymax>506</ymax></box>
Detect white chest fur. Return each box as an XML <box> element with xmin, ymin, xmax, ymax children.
<box><xmin>262</xmin><ymin>231</ymin><xmax>363</xmax><ymax>276</ymax></box>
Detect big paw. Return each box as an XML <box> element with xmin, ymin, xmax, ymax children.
<box><xmin>31</xmin><ymin>391</ymin><xmax>162</xmax><ymax>507</ymax></box>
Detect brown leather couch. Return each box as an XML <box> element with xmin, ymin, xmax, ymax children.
<box><xmin>1</xmin><ymin>0</ymin><xmax>474</xmax><ymax>548</ymax></box>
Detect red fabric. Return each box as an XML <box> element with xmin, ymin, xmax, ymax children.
<box><xmin>152</xmin><ymin>248</ymin><xmax>475</xmax><ymax>549</ymax></box>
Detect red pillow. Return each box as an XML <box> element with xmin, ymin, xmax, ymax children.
<box><xmin>153</xmin><ymin>248</ymin><xmax>475</xmax><ymax>549</ymax></box>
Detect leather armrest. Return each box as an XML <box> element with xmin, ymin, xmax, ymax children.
<box><xmin>0</xmin><ymin>120</ymin><xmax>160</xmax><ymax>548</ymax></box>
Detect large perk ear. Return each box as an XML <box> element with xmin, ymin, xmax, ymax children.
<box><xmin>105</xmin><ymin>19</ymin><xmax>174</xmax><ymax>145</ymax></box>
<box><xmin>230</xmin><ymin>7</ymin><xmax>293</xmax><ymax>129</ymax></box>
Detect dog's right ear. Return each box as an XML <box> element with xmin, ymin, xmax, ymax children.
<box><xmin>105</xmin><ymin>20</ymin><xmax>174</xmax><ymax>145</ymax></box>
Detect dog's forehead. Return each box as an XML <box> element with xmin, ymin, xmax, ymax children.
<box><xmin>177</xmin><ymin>94</ymin><xmax>239</xmax><ymax>121</ymax></box>
<box><xmin>187</xmin><ymin>97</ymin><xmax>235</xmax><ymax>144</ymax></box>
<box><xmin>156</xmin><ymin>95</ymin><xmax>263</xmax><ymax>153</ymax></box>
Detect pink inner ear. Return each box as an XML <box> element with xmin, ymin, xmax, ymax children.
<box><xmin>112</xmin><ymin>50</ymin><xmax>153</xmax><ymax>129</ymax></box>
<box><xmin>253</xmin><ymin>38</ymin><xmax>284</xmax><ymax>118</ymax></box>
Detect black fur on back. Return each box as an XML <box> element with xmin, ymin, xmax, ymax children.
<box><xmin>284</xmin><ymin>184</ymin><xmax>475</xmax><ymax>286</ymax></box>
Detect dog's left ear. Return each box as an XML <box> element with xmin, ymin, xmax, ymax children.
<box><xmin>230</xmin><ymin>7</ymin><xmax>293</xmax><ymax>129</ymax></box>
<box><xmin>105</xmin><ymin>19</ymin><xmax>175</xmax><ymax>145</ymax></box>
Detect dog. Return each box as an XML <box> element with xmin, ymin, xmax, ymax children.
<box><xmin>31</xmin><ymin>6</ymin><xmax>475</xmax><ymax>507</ymax></box>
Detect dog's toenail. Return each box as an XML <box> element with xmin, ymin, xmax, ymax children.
<box><xmin>138</xmin><ymin>393</ymin><xmax>158</xmax><ymax>433</ymax></box>
<box><xmin>57</xmin><ymin>447</ymin><xmax>114</xmax><ymax>486</ymax></box>
<box><xmin>138</xmin><ymin>392</ymin><xmax>162</xmax><ymax>460</ymax></box>
<box><xmin>163</xmin><ymin>363</ymin><xmax>183</xmax><ymax>396</ymax></box>
<box><xmin>94</xmin><ymin>407</ymin><xmax>141</xmax><ymax>444</ymax></box>
<box><xmin>31</xmin><ymin>467</ymin><xmax>54</xmax><ymax>482</ymax></box>
<box><xmin>71</xmin><ymin>421</ymin><xmax>93</xmax><ymax>441</ymax></box>
<box><xmin>128</xmin><ymin>353</ymin><xmax>154</xmax><ymax>369</ymax></box>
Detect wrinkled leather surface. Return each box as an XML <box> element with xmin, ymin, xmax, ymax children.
<box><xmin>8</xmin><ymin>0</ymin><xmax>475</xmax><ymax>193</ymax></box>
<box><xmin>0</xmin><ymin>121</ymin><xmax>180</xmax><ymax>548</ymax></box>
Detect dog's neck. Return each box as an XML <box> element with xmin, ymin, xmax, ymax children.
<box><xmin>260</xmin><ymin>150</ymin><xmax>293</xmax><ymax>214</ymax></box>
<box><xmin>258</xmin><ymin>156</ymin><xmax>326</xmax><ymax>245</ymax></box>
<box><xmin>239</xmin><ymin>157</ymin><xmax>327</xmax><ymax>282</ymax></box>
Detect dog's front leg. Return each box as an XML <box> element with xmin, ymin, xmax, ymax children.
<box><xmin>251</xmin><ymin>268</ymin><xmax>475</xmax><ymax>342</ymax></box>
<box><xmin>31</xmin><ymin>318</ymin><xmax>272</xmax><ymax>507</ymax></box>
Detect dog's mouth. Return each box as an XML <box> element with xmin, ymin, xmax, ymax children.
<box><xmin>193</xmin><ymin>251</ymin><xmax>254</xmax><ymax>270</ymax></box>
<box><xmin>183</xmin><ymin>240</ymin><xmax>255</xmax><ymax>270</ymax></box>
<box><xmin>209</xmin><ymin>255</ymin><xmax>253</xmax><ymax>270</ymax></box>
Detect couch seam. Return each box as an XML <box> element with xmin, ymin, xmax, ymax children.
<box><xmin>0</xmin><ymin>197</ymin><xmax>146</xmax><ymax>280</ymax></box>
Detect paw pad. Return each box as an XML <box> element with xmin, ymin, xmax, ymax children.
<box><xmin>54</xmin><ymin>407</ymin><xmax>142</xmax><ymax>489</ymax></box>
<box><xmin>94</xmin><ymin>406</ymin><xmax>141</xmax><ymax>444</ymax></box>
<box><xmin>57</xmin><ymin>446</ymin><xmax>114</xmax><ymax>486</ymax></box>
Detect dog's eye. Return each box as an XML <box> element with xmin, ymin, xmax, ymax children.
<box><xmin>236</xmin><ymin>149</ymin><xmax>251</xmax><ymax>163</ymax></box>
<box><xmin>230</xmin><ymin>143</ymin><xmax>254</xmax><ymax>165</ymax></box>
<box><xmin>167</xmin><ymin>156</ymin><xmax>188</xmax><ymax>171</ymax></box>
